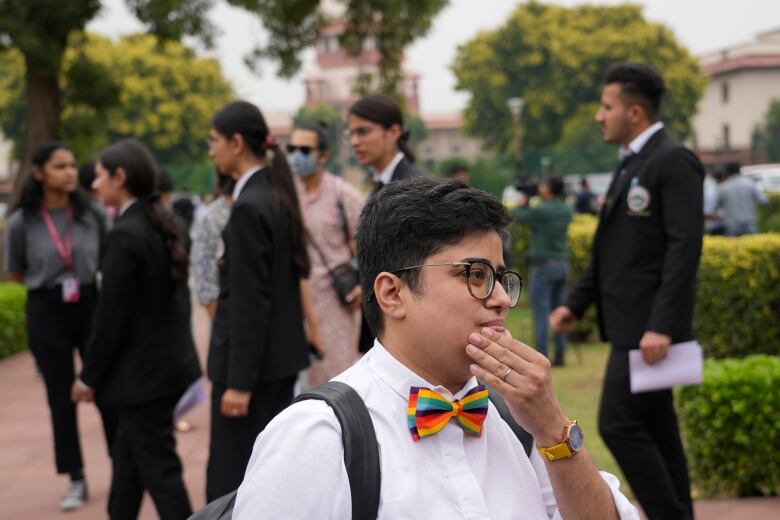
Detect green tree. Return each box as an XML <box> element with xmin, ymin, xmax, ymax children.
<box><xmin>752</xmin><ymin>99</ymin><xmax>780</xmax><ymax>162</ymax></box>
<box><xmin>0</xmin><ymin>33</ymin><xmax>234</xmax><ymax>174</ymax></box>
<box><xmin>452</xmin><ymin>2</ymin><xmax>705</xmax><ymax>164</ymax></box>
<box><xmin>0</xmin><ymin>0</ymin><xmax>448</xmax><ymax>197</ymax></box>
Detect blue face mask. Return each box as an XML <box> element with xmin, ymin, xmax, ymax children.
<box><xmin>288</xmin><ymin>150</ymin><xmax>317</xmax><ymax>177</ymax></box>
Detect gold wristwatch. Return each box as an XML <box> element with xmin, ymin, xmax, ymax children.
<box><xmin>537</xmin><ymin>421</ymin><xmax>584</xmax><ymax>461</ymax></box>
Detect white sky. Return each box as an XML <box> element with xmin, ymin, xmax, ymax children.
<box><xmin>88</xmin><ymin>0</ymin><xmax>780</xmax><ymax>115</ymax></box>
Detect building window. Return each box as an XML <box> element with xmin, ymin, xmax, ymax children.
<box><xmin>721</xmin><ymin>82</ymin><xmax>729</xmax><ymax>104</ymax></box>
<box><xmin>451</xmin><ymin>145</ymin><xmax>460</xmax><ymax>154</ymax></box>
<box><xmin>722</xmin><ymin>123</ymin><xmax>730</xmax><ymax>151</ymax></box>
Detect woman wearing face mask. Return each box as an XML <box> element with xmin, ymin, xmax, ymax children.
<box><xmin>289</xmin><ymin>122</ymin><xmax>366</xmax><ymax>388</ymax></box>
<box><xmin>4</xmin><ymin>141</ymin><xmax>117</xmax><ymax>511</ymax></box>
<box><xmin>347</xmin><ymin>93</ymin><xmax>423</xmax><ymax>194</ymax></box>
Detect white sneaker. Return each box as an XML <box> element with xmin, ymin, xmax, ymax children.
<box><xmin>59</xmin><ymin>479</ymin><xmax>88</xmax><ymax>511</ymax></box>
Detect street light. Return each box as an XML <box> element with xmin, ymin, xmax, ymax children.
<box><xmin>506</xmin><ymin>97</ymin><xmax>525</xmax><ymax>174</ymax></box>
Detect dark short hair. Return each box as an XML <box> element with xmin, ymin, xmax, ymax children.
<box><xmin>604</xmin><ymin>62</ymin><xmax>665</xmax><ymax>120</ymax></box>
<box><xmin>356</xmin><ymin>177</ymin><xmax>511</xmax><ymax>336</ymax></box>
<box><xmin>293</xmin><ymin>121</ymin><xmax>330</xmax><ymax>152</ymax></box>
<box><xmin>724</xmin><ymin>162</ymin><xmax>741</xmax><ymax>176</ymax></box>
<box><xmin>446</xmin><ymin>163</ymin><xmax>468</xmax><ymax>178</ymax></box>
<box><xmin>543</xmin><ymin>176</ymin><xmax>564</xmax><ymax>197</ymax></box>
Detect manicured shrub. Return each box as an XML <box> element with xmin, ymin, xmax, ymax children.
<box><xmin>695</xmin><ymin>234</ymin><xmax>780</xmax><ymax>358</ymax></box>
<box><xmin>0</xmin><ymin>282</ymin><xmax>27</xmax><ymax>359</ymax></box>
<box><xmin>677</xmin><ymin>355</ymin><xmax>780</xmax><ymax>497</ymax></box>
<box><xmin>548</xmin><ymin>215</ymin><xmax>780</xmax><ymax>358</ymax></box>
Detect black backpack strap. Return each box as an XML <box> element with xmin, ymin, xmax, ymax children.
<box><xmin>294</xmin><ymin>381</ymin><xmax>381</xmax><ymax>520</ymax></box>
<box><xmin>488</xmin><ymin>390</ymin><xmax>535</xmax><ymax>456</ymax></box>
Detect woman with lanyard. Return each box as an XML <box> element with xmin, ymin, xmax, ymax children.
<box><xmin>4</xmin><ymin>141</ymin><xmax>117</xmax><ymax>511</ymax></box>
<box><xmin>288</xmin><ymin>121</ymin><xmax>366</xmax><ymax>388</ymax></box>
<box><xmin>204</xmin><ymin>101</ymin><xmax>312</xmax><ymax>500</ymax></box>
<box><xmin>72</xmin><ymin>138</ymin><xmax>200</xmax><ymax>519</ymax></box>
<box><xmin>346</xmin><ymin>94</ymin><xmax>423</xmax><ymax>352</ymax></box>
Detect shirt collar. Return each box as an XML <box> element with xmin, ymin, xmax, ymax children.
<box><xmin>232</xmin><ymin>164</ymin><xmax>265</xmax><ymax>200</ymax></box>
<box><xmin>618</xmin><ymin>121</ymin><xmax>664</xmax><ymax>159</ymax></box>
<box><xmin>373</xmin><ymin>152</ymin><xmax>405</xmax><ymax>184</ymax></box>
<box><xmin>368</xmin><ymin>339</ymin><xmax>481</xmax><ymax>403</ymax></box>
<box><xmin>118</xmin><ymin>198</ymin><xmax>138</xmax><ymax>217</ymax></box>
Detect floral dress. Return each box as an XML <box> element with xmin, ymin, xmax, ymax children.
<box><xmin>296</xmin><ymin>173</ymin><xmax>366</xmax><ymax>388</ymax></box>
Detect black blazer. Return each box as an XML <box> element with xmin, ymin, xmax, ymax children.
<box><xmin>80</xmin><ymin>202</ymin><xmax>201</xmax><ymax>406</ymax></box>
<box><xmin>207</xmin><ymin>169</ymin><xmax>308</xmax><ymax>390</ymax></box>
<box><xmin>372</xmin><ymin>156</ymin><xmax>423</xmax><ymax>193</ymax></box>
<box><xmin>565</xmin><ymin>129</ymin><xmax>704</xmax><ymax>347</ymax></box>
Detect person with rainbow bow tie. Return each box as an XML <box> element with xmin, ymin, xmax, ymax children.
<box><xmin>234</xmin><ymin>177</ymin><xmax>638</xmax><ymax>519</ymax></box>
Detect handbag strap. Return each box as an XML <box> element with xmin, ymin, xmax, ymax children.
<box><xmin>307</xmin><ymin>230</ymin><xmax>338</xmax><ymax>277</ymax></box>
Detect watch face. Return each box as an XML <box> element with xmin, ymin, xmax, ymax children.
<box><xmin>567</xmin><ymin>424</ymin><xmax>584</xmax><ymax>452</ymax></box>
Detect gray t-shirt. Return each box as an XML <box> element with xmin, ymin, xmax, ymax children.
<box><xmin>715</xmin><ymin>175</ymin><xmax>768</xmax><ymax>226</ymax></box>
<box><xmin>4</xmin><ymin>202</ymin><xmax>108</xmax><ymax>290</ymax></box>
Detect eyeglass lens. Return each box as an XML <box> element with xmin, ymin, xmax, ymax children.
<box><xmin>466</xmin><ymin>261</ymin><xmax>521</xmax><ymax>306</ymax></box>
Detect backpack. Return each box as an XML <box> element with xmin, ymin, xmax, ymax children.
<box><xmin>188</xmin><ymin>381</ymin><xmax>533</xmax><ymax>520</ymax></box>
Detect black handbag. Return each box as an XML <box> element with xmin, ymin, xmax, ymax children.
<box><xmin>308</xmin><ymin>187</ymin><xmax>360</xmax><ymax>306</ymax></box>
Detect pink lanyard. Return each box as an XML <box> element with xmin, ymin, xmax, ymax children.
<box><xmin>41</xmin><ymin>205</ymin><xmax>74</xmax><ymax>272</ymax></box>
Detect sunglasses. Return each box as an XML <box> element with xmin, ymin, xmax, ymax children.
<box><xmin>286</xmin><ymin>145</ymin><xmax>314</xmax><ymax>155</ymax></box>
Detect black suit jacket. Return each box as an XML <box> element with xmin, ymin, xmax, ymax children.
<box><xmin>564</xmin><ymin>129</ymin><xmax>704</xmax><ymax>346</ymax></box>
<box><xmin>207</xmin><ymin>169</ymin><xmax>308</xmax><ymax>390</ymax></box>
<box><xmin>81</xmin><ymin>202</ymin><xmax>201</xmax><ymax>406</ymax></box>
<box><xmin>372</xmin><ymin>156</ymin><xmax>423</xmax><ymax>193</ymax></box>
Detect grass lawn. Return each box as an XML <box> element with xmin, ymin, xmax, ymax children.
<box><xmin>506</xmin><ymin>302</ymin><xmax>632</xmax><ymax>496</ymax></box>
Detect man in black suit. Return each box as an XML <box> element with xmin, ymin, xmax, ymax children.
<box><xmin>206</xmin><ymin>165</ymin><xmax>309</xmax><ymax>501</ymax></box>
<box><xmin>550</xmin><ymin>62</ymin><xmax>703</xmax><ymax>520</ymax></box>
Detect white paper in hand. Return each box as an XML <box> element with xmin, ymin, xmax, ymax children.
<box><xmin>629</xmin><ymin>341</ymin><xmax>703</xmax><ymax>394</ymax></box>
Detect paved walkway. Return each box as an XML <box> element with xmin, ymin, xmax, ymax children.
<box><xmin>0</xmin><ymin>298</ymin><xmax>778</xmax><ymax>519</ymax></box>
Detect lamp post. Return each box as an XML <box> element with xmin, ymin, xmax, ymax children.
<box><xmin>506</xmin><ymin>97</ymin><xmax>525</xmax><ymax>174</ymax></box>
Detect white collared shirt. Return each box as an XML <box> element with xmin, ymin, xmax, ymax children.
<box><xmin>618</xmin><ymin>121</ymin><xmax>664</xmax><ymax>159</ymax></box>
<box><xmin>234</xmin><ymin>341</ymin><xmax>638</xmax><ymax>519</ymax></box>
<box><xmin>117</xmin><ymin>198</ymin><xmax>138</xmax><ymax>218</ymax></box>
<box><xmin>373</xmin><ymin>151</ymin><xmax>405</xmax><ymax>185</ymax></box>
<box><xmin>232</xmin><ymin>164</ymin><xmax>265</xmax><ymax>200</ymax></box>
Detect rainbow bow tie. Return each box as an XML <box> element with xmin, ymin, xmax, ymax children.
<box><xmin>407</xmin><ymin>385</ymin><xmax>489</xmax><ymax>441</ymax></box>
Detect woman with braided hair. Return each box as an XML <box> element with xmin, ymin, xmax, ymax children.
<box><xmin>72</xmin><ymin>137</ymin><xmax>200</xmax><ymax>520</ymax></box>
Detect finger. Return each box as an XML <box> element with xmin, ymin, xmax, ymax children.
<box><xmin>468</xmin><ymin>359</ymin><xmax>514</xmax><ymax>392</ymax></box>
<box><xmin>476</xmin><ymin>327</ymin><xmax>542</xmax><ymax>364</ymax></box>
<box><xmin>466</xmin><ymin>343</ymin><xmax>515</xmax><ymax>380</ymax></box>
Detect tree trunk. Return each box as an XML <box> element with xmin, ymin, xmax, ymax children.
<box><xmin>10</xmin><ymin>54</ymin><xmax>62</xmax><ymax>204</ymax></box>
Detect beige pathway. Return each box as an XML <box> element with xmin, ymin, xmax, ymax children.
<box><xmin>0</xmin><ymin>297</ymin><xmax>777</xmax><ymax>519</ymax></box>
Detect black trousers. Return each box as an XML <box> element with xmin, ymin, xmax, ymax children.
<box><xmin>108</xmin><ymin>395</ymin><xmax>192</xmax><ymax>520</ymax></box>
<box><xmin>26</xmin><ymin>286</ymin><xmax>118</xmax><ymax>475</ymax></box>
<box><xmin>598</xmin><ymin>347</ymin><xmax>693</xmax><ymax>520</ymax></box>
<box><xmin>206</xmin><ymin>376</ymin><xmax>296</xmax><ymax>501</ymax></box>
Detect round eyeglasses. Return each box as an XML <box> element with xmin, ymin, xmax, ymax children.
<box><xmin>392</xmin><ymin>260</ymin><xmax>523</xmax><ymax>308</ymax></box>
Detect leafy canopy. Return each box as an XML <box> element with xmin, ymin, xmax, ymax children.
<box><xmin>0</xmin><ymin>33</ymin><xmax>234</xmax><ymax>165</ymax></box>
<box><xmin>452</xmin><ymin>2</ymin><xmax>705</xmax><ymax>170</ymax></box>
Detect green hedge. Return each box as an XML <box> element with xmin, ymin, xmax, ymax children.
<box><xmin>677</xmin><ymin>355</ymin><xmax>780</xmax><ymax>497</ymax></box>
<box><xmin>695</xmin><ymin>235</ymin><xmax>780</xmax><ymax>358</ymax></box>
<box><xmin>516</xmin><ymin>214</ymin><xmax>780</xmax><ymax>358</ymax></box>
<box><xmin>0</xmin><ymin>283</ymin><xmax>27</xmax><ymax>359</ymax></box>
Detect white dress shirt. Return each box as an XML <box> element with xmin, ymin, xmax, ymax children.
<box><xmin>619</xmin><ymin>121</ymin><xmax>664</xmax><ymax>159</ymax></box>
<box><xmin>373</xmin><ymin>151</ymin><xmax>405</xmax><ymax>185</ymax></box>
<box><xmin>232</xmin><ymin>164</ymin><xmax>265</xmax><ymax>200</ymax></box>
<box><xmin>235</xmin><ymin>341</ymin><xmax>638</xmax><ymax>519</ymax></box>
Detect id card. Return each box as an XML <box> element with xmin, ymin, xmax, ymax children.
<box><xmin>62</xmin><ymin>277</ymin><xmax>80</xmax><ymax>303</ymax></box>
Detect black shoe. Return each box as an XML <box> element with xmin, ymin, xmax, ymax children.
<box><xmin>552</xmin><ymin>358</ymin><xmax>565</xmax><ymax>367</ymax></box>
